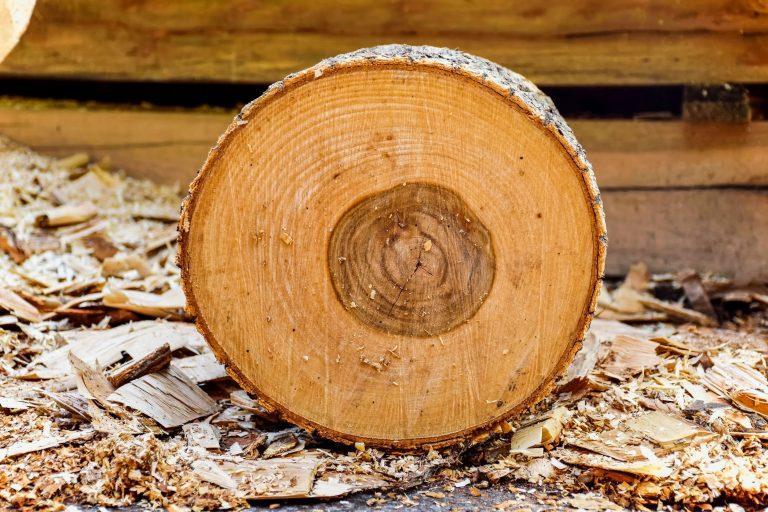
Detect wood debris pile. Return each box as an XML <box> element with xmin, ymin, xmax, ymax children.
<box><xmin>470</xmin><ymin>265</ymin><xmax>768</xmax><ymax>509</ymax></box>
<box><xmin>0</xmin><ymin>137</ymin><xmax>767</xmax><ymax>509</ymax></box>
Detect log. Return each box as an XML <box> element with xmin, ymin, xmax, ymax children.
<box><xmin>602</xmin><ymin>189</ymin><xmax>768</xmax><ymax>282</ymax></box>
<box><xmin>178</xmin><ymin>45</ymin><xmax>605</xmax><ymax>448</ymax></box>
<box><xmin>2</xmin><ymin>0</ymin><xmax>767</xmax><ymax>85</ymax></box>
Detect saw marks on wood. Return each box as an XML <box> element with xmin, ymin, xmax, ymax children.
<box><xmin>179</xmin><ymin>45</ymin><xmax>605</xmax><ymax>447</ymax></box>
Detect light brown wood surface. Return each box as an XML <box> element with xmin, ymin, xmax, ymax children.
<box><xmin>178</xmin><ymin>45</ymin><xmax>605</xmax><ymax>447</ymax></box>
<box><xmin>603</xmin><ymin>189</ymin><xmax>768</xmax><ymax>282</ymax></box>
<box><xmin>2</xmin><ymin>0</ymin><xmax>767</xmax><ymax>85</ymax></box>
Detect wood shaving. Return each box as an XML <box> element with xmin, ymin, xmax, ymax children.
<box><xmin>1</xmin><ymin>139</ymin><xmax>767</xmax><ymax>509</ymax></box>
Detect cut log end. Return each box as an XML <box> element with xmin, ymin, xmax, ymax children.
<box><xmin>178</xmin><ymin>45</ymin><xmax>605</xmax><ymax>449</ymax></box>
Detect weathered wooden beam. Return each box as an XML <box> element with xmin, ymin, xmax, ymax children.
<box><xmin>570</xmin><ymin>120</ymin><xmax>768</xmax><ymax>189</ymax></box>
<box><xmin>2</xmin><ymin>0</ymin><xmax>768</xmax><ymax>85</ymax></box>
<box><xmin>602</xmin><ymin>189</ymin><xmax>768</xmax><ymax>282</ymax></box>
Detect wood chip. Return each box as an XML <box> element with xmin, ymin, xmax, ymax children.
<box><xmin>0</xmin><ymin>287</ymin><xmax>43</xmax><ymax>323</ymax></box>
<box><xmin>0</xmin><ymin>429</ymin><xmax>95</xmax><ymax>462</ymax></box>
<box><xmin>35</xmin><ymin>202</ymin><xmax>98</xmax><ymax>228</ymax></box>
<box><xmin>510</xmin><ymin>406</ymin><xmax>568</xmax><ymax>452</ymax></box>
<box><xmin>599</xmin><ymin>335</ymin><xmax>663</xmax><ymax>378</ymax></box>
<box><xmin>82</xmin><ymin>233</ymin><xmax>119</xmax><ymax>261</ymax></box>
<box><xmin>102</xmin><ymin>254</ymin><xmax>153</xmax><ymax>277</ymax></box>
<box><xmin>107</xmin><ymin>342</ymin><xmax>171</xmax><ymax>387</ymax></box>
<box><xmin>678</xmin><ymin>270</ymin><xmax>717</xmax><ymax>320</ymax></box>
<box><xmin>0</xmin><ymin>226</ymin><xmax>27</xmax><ymax>263</ymax></box>
<box><xmin>557</xmin><ymin>448</ymin><xmax>672</xmax><ymax>478</ymax></box>
<box><xmin>183</xmin><ymin>422</ymin><xmax>221</xmax><ymax>449</ymax></box>
<box><xmin>625</xmin><ymin>411</ymin><xmax>715</xmax><ymax>448</ymax></box>
<box><xmin>0</xmin><ymin>396</ymin><xmax>32</xmax><ymax>412</ymax></box>
<box><xmin>103</xmin><ymin>285</ymin><xmax>185</xmax><ymax>318</ymax></box>
<box><xmin>107</xmin><ymin>366</ymin><xmax>217</xmax><ymax>428</ymax></box>
<box><xmin>194</xmin><ymin>452</ymin><xmax>325</xmax><ymax>498</ymax></box>
<box><xmin>638</xmin><ymin>296</ymin><xmax>717</xmax><ymax>326</ymax></box>
<box><xmin>55</xmin><ymin>152</ymin><xmax>89</xmax><ymax>170</ymax></box>
<box><xmin>68</xmin><ymin>351</ymin><xmax>115</xmax><ymax>403</ymax></box>
<box><xmin>170</xmin><ymin>352</ymin><xmax>227</xmax><ymax>384</ymax></box>
<box><xmin>570</xmin><ymin>428</ymin><xmax>647</xmax><ymax>462</ymax></box>
<box><xmin>28</xmin><ymin>320</ymin><xmax>206</xmax><ymax>379</ymax></box>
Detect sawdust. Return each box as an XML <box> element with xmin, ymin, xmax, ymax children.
<box><xmin>0</xmin><ymin>138</ymin><xmax>767</xmax><ymax>509</ymax></box>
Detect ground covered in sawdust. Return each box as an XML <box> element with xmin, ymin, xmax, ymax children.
<box><xmin>1</xmin><ymin>137</ymin><xmax>768</xmax><ymax>511</ymax></box>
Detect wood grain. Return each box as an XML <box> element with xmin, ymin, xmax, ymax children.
<box><xmin>571</xmin><ymin>121</ymin><xmax>768</xmax><ymax>190</ymax></box>
<box><xmin>602</xmin><ymin>189</ymin><xmax>768</xmax><ymax>282</ymax></box>
<box><xmin>2</xmin><ymin>0</ymin><xmax>768</xmax><ymax>85</ymax></box>
<box><xmin>327</xmin><ymin>183</ymin><xmax>496</xmax><ymax>337</ymax></box>
<box><xmin>178</xmin><ymin>45</ymin><xmax>605</xmax><ymax>448</ymax></box>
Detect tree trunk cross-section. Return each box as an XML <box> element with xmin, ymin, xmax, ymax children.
<box><xmin>178</xmin><ymin>45</ymin><xmax>606</xmax><ymax>449</ymax></box>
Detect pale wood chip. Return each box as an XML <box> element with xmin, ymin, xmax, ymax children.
<box><xmin>183</xmin><ymin>422</ymin><xmax>221</xmax><ymax>449</ymax></box>
<box><xmin>54</xmin><ymin>167</ymin><xmax>116</xmax><ymax>204</ymax></box>
<box><xmin>598</xmin><ymin>334</ymin><xmax>663</xmax><ymax>378</ymax></box>
<box><xmin>625</xmin><ymin>411</ymin><xmax>715</xmax><ymax>448</ymax></box>
<box><xmin>570</xmin><ymin>428</ymin><xmax>647</xmax><ymax>462</ymax></box>
<box><xmin>103</xmin><ymin>285</ymin><xmax>185</xmax><ymax>318</ymax></box>
<box><xmin>194</xmin><ymin>452</ymin><xmax>324</xmax><ymax>498</ymax></box>
<box><xmin>68</xmin><ymin>351</ymin><xmax>115</xmax><ymax>403</ymax></box>
<box><xmin>170</xmin><ymin>352</ymin><xmax>227</xmax><ymax>384</ymax></box>
<box><xmin>28</xmin><ymin>320</ymin><xmax>205</xmax><ymax>379</ymax></box>
<box><xmin>107</xmin><ymin>366</ymin><xmax>217</xmax><ymax>428</ymax></box>
<box><xmin>556</xmin><ymin>448</ymin><xmax>672</xmax><ymax>478</ymax></box>
<box><xmin>191</xmin><ymin>459</ymin><xmax>237</xmax><ymax>490</ymax></box>
<box><xmin>0</xmin><ymin>429</ymin><xmax>95</xmax><ymax>461</ymax></box>
<box><xmin>0</xmin><ymin>396</ymin><xmax>32</xmax><ymax>412</ymax></box>
<box><xmin>510</xmin><ymin>406</ymin><xmax>568</xmax><ymax>452</ymax></box>
<box><xmin>0</xmin><ymin>286</ymin><xmax>43</xmax><ymax>323</ymax></box>
<box><xmin>102</xmin><ymin>254</ymin><xmax>153</xmax><ymax>278</ymax></box>
<box><xmin>35</xmin><ymin>202</ymin><xmax>98</xmax><ymax>228</ymax></box>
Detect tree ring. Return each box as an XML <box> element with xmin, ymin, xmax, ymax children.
<box><xmin>328</xmin><ymin>182</ymin><xmax>495</xmax><ymax>337</ymax></box>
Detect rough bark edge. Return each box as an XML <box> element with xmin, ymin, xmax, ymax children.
<box><xmin>177</xmin><ymin>44</ymin><xmax>607</xmax><ymax>450</ymax></box>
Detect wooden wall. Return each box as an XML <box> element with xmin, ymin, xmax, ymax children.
<box><xmin>2</xmin><ymin>0</ymin><xmax>768</xmax><ymax>85</ymax></box>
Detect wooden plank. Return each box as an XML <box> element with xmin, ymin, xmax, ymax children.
<box><xmin>0</xmin><ymin>101</ymin><xmax>231</xmax><ymax>185</ymax></box>
<box><xmin>2</xmin><ymin>101</ymin><xmax>767</xmax><ymax>189</ymax></box>
<box><xmin>571</xmin><ymin>120</ymin><xmax>768</xmax><ymax>189</ymax></box>
<box><xmin>2</xmin><ymin>0</ymin><xmax>768</xmax><ymax>85</ymax></box>
<box><xmin>602</xmin><ymin>189</ymin><xmax>768</xmax><ymax>281</ymax></box>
